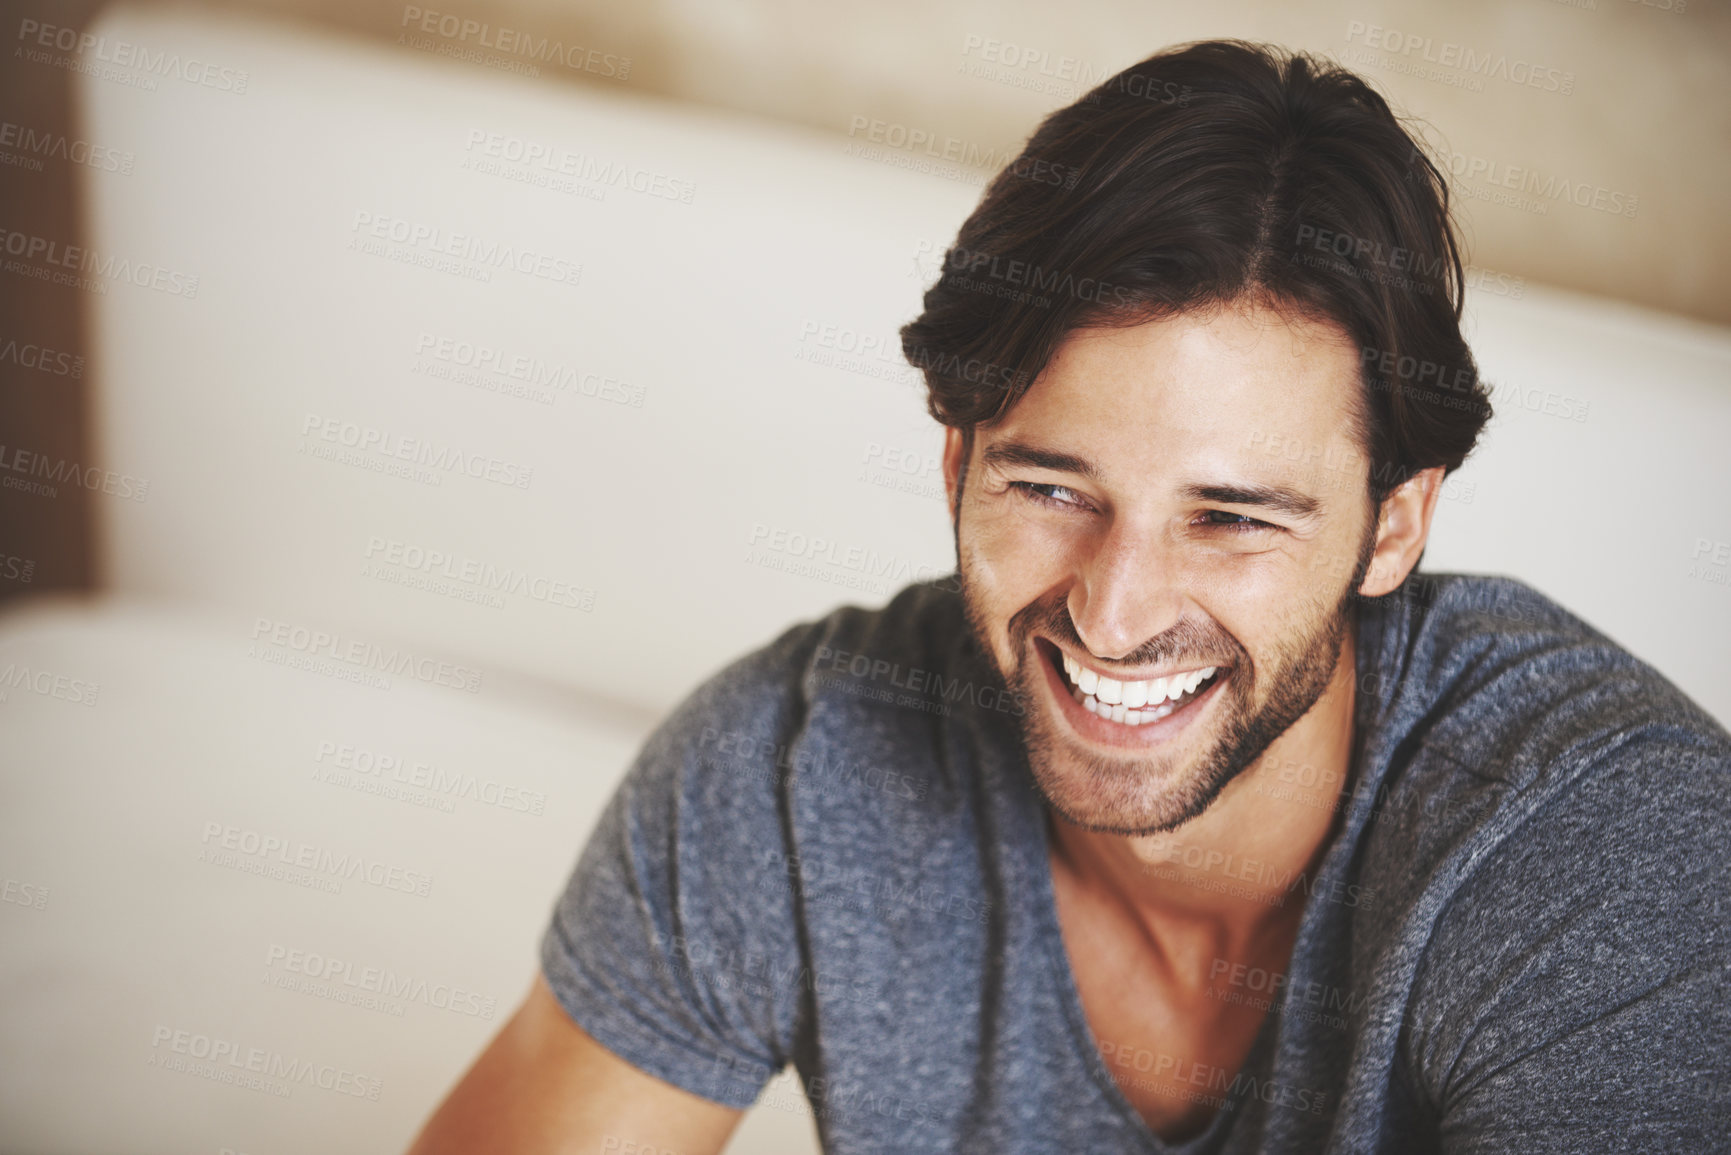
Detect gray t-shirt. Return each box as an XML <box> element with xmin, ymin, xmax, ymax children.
<box><xmin>540</xmin><ymin>573</ymin><xmax>1730</xmax><ymax>1153</ymax></box>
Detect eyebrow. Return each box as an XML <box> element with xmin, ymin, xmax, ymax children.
<box><xmin>980</xmin><ymin>438</ymin><xmax>1323</xmax><ymax>520</ymax></box>
<box><xmin>1179</xmin><ymin>482</ymin><xmax>1322</xmax><ymax>520</ymax></box>
<box><xmin>979</xmin><ymin>440</ymin><xmax>1104</xmax><ymax>484</ymax></box>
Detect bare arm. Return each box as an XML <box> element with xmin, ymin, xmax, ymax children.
<box><xmin>404</xmin><ymin>972</ymin><xmax>746</xmax><ymax>1155</ymax></box>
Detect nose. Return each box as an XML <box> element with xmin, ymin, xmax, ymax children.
<box><xmin>1067</xmin><ymin>516</ymin><xmax>1185</xmax><ymax>662</ymax></box>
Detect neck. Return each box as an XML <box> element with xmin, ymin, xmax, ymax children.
<box><xmin>1048</xmin><ymin>622</ymin><xmax>1360</xmax><ymax>956</ymax></box>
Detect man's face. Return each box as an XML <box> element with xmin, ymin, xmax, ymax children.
<box><xmin>949</xmin><ymin>300</ymin><xmax>1377</xmax><ymax>836</ymax></box>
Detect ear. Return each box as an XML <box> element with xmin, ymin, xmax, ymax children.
<box><xmin>1357</xmin><ymin>466</ymin><xmax>1446</xmax><ymax>597</ymax></box>
<box><xmin>942</xmin><ymin>426</ymin><xmax>969</xmax><ymax>523</ymax></box>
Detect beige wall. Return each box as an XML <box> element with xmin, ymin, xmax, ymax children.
<box><xmin>216</xmin><ymin>0</ymin><xmax>1731</xmax><ymax>326</ymax></box>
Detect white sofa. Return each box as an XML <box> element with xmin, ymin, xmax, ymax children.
<box><xmin>2</xmin><ymin>6</ymin><xmax>1727</xmax><ymax>1153</ymax></box>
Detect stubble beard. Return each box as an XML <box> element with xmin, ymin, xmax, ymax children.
<box><xmin>956</xmin><ymin>537</ymin><xmax>1373</xmax><ymax>838</ymax></box>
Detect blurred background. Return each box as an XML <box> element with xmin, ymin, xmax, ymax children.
<box><xmin>0</xmin><ymin>1</ymin><xmax>1726</xmax><ymax>1152</ymax></box>
<box><xmin>8</xmin><ymin>0</ymin><xmax>1731</xmax><ymax>603</ymax></box>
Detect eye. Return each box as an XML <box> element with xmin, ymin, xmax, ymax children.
<box><xmin>1196</xmin><ymin>510</ymin><xmax>1274</xmax><ymax>533</ymax></box>
<box><xmin>1011</xmin><ymin>481</ymin><xmax>1090</xmax><ymax>511</ymax></box>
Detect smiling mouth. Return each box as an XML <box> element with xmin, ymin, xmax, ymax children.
<box><xmin>1039</xmin><ymin>640</ymin><xmax>1228</xmax><ymax>727</ymax></box>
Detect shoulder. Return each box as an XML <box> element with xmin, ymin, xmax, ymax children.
<box><xmin>537</xmin><ymin>579</ymin><xmax>980</xmax><ymax>1101</ymax></box>
<box><xmin>664</xmin><ymin>577</ymin><xmax>968</xmax><ymax>739</ymax></box>
<box><xmin>641</xmin><ymin>577</ymin><xmax>972</xmax><ymax>808</ymax></box>
<box><xmin>1396</xmin><ymin>726</ymin><xmax>1731</xmax><ymax>1124</ymax></box>
<box><xmin>1378</xmin><ymin>576</ymin><xmax>1731</xmax><ymax>1111</ymax></box>
<box><xmin>1361</xmin><ymin>570</ymin><xmax>1731</xmax><ymax>932</ymax></box>
<box><xmin>1360</xmin><ymin>571</ymin><xmax>1730</xmax><ymax>791</ymax></box>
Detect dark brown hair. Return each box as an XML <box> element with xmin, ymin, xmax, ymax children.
<box><xmin>901</xmin><ymin>39</ymin><xmax>1492</xmax><ymax>512</ymax></box>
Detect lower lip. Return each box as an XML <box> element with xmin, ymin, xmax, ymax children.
<box><xmin>1035</xmin><ymin>639</ymin><xmax>1228</xmax><ymax>748</ymax></box>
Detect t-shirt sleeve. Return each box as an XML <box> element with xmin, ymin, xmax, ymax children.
<box><xmin>538</xmin><ymin>623</ymin><xmax>817</xmax><ymax>1109</ymax></box>
<box><xmin>1402</xmin><ymin>732</ymin><xmax>1731</xmax><ymax>1152</ymax></box>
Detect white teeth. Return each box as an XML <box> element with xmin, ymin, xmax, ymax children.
<box><xmin>1060</xmin><ymin>651</ymin><xmax>1223</xmax><ymax>724</ymax></box>
<box><xmin>1075</xmin><ymin>690</ymin><xmax>1185</xmax><ymax>727</ymax></box>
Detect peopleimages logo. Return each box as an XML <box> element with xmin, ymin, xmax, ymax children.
<box><xmin>16</xmin><ymin>18</ymin><xmax>250</xmax><ymax>92</ymax></box>
<box><xmin>1343</xmin><ymin>20</ymin><xmax>1575</xmax><ymax>95</ymax></box>
<box><xmin>348</xmin><ymin>210</ymin><xmax>582</xmax><ymax>288</ymax></box>
<box><xmin>248</xmin><ymin>616</ymin><xmax>484</xmax><ymax>693</ymax></box>
<box><xmin>415</xmin><ymin>332</ymin><xmax>645</xmax><ymax>407</ymax></box>
<box><xmin>1687</xmin><ymin>538</ymin><xmax>1729</xmax><ymax>589</ymax></box>
<box><xmin>0</xmin><ymin>661</ymin><xmax>99</xmax><ymax>707</ymax></box>
<box><xmin>944</xmin><ymin>243</ymin><xmax>1134</xmax><ymax>308</ymax></box>
<box><xmin>0</xmin><ymin>119</ymin><xmax>134</xmax><ymax>173</ymax></box>
<box><xmin>264</xmin><ymin>943</ymin><xmax>499</xmax><ymax>1019</ymax></box>
<box><xmin>746</xmin><ymin>523</ymin><xmax>955</xmax><ymax>589</ymax></box>
<box><xmin>399</xmin><ymin>6</ymin><xmax>631</xmax><ymax>79</ymax></box>
<box><xmin>698</xmin><ymin>725</ymin><xmax>931</xmax><ymax>802</ymax></box>
<box><xmin>763</xmin><ymin>848</ymin><xmax>992</xmax><ymax>926</ymax></box>
<box><xmin>1096</xmin><ymin>1038</ymin><xmax>1329</xmax><ymax>1116</ymax></box>
<box><xmin>1421</xmin><ymin>147</ymin><xmax>1637</xmax><ymax>219</ymax></box>
<box><xmin>300</xmin><ymin>413</ymin><xmax>535</xmax><ymax>489</ymax></box>
<box><xmin>314</xmin><ymin>739</ymin><xmax>548</xmax><ymax>815</ymax></box>
<box><xmin>198</xmin><ymin>820</ymin><xmax>435</xmax><ymax>897</ymax></box>
<box><xmin>362</xmin><ymin>535</ymin><xmax>596</xmax><ymax>612</ymax></box>
<box><xmin>0</xmin><ymin>226</ymin><xmax>199</xmax><ymax>297</ymax></box>
<box><xmin>813</xmin><ymin>644</ymin><xmax>1024</xmax><ymax>719</ymax></box>
<box><xmin>959</xmin><ymin>34</ymin><xmax>1112</xmax><ymax>88</ymax></box>
<box><xmin>147</xmin><ymin>1025</ymin><xmax>380</xmax><ymax>1100</ymax></box>
<box><xmin>0</xmin><ymin>552</ymin><xmax>35</xmax><ymax>585</ymax></box>
<box><xmin>462</xmin><ymin>130</ymin><xmax>694</xmax><ymax>203</ymax></box>
<box><xmin>0</xmin><ymin>334</ymin><xmax>83</xmax><ymax>377</ymax></box>
<box><xmin>844</xmin><ymin>115</ymin><xmax>1012</xmax><ymax>170</ymax></box>
<box><xmin>1</xmin><ymin>875</ymin><xmax>48</xmax><ymax>911</ymax></box>
<box><xmin>0</xmin><ymin>441</ymin><xmax>150</xmax><ymax>501</ymax></box>
<box><xmin>1294</xmin><ymin>224</ymin><xmax>1447</xmax><ymax>280</ymax></box>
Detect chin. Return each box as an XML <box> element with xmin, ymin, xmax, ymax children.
<box><xmin>1008</xmin><ymin>644</ymin><xmax>1250</xmax><ymax>836</ymax></box>
<box><xmin>1033</xmin><ymin>757</ymin><xmax>1226</xmax><ymax>837</ymax></box>
<box><xmin>956</xmin><ymin>560</ymin><xmax>1353</xmax><ymax>837</ymax></box>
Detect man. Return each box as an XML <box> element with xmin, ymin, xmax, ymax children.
<box><xmin>406</xmin><ymin>40</ymin><xmax>1729</xmax><ymax>1154</ymax></box>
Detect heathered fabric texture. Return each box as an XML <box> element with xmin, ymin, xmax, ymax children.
<box><xmin>540</xmin><ymin>573</ymin><xmax>1731</xmax><ymax>1153</ymax></box>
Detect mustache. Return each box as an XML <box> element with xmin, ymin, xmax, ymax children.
<box><xmin>1007</xmin><ymin>595</ymin><xmax>1245</xmax><ymax>673</ymax></box>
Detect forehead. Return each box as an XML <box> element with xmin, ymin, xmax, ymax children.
<box><xmin>987</xmin><ymin>302</ymin><xmax>1365</xmax><ymax>486</ymax></box>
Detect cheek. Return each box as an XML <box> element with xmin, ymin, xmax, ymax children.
<box><xmin>1201</xmin><ymin>573</ymin><xmax>1343</xmax><ymax>671</ymax></box>
<box><xmin>1194</xmin><ymin>527</ymin><xmax>1360</xmax><ymax>608</ymax></box>
<box><xmin>965</xmin><ymin>500</ymin><xmax>1078</xmax><ymax>584</ymax></box>
<box><xmin>1188</xmin><ymin>552</ymin><xmax>1346</xmax><ymax>657</ymax></box>
<box><xmin>1187</xmin><ymin>550</ymin><xmax>1291</xmax><ymax>603</ymax></box>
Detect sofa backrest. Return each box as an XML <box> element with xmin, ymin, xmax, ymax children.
<box><xmin>78</xmin><ymin>6</ymin><xmax>1731</xmax><ymax>724</ymax></box>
